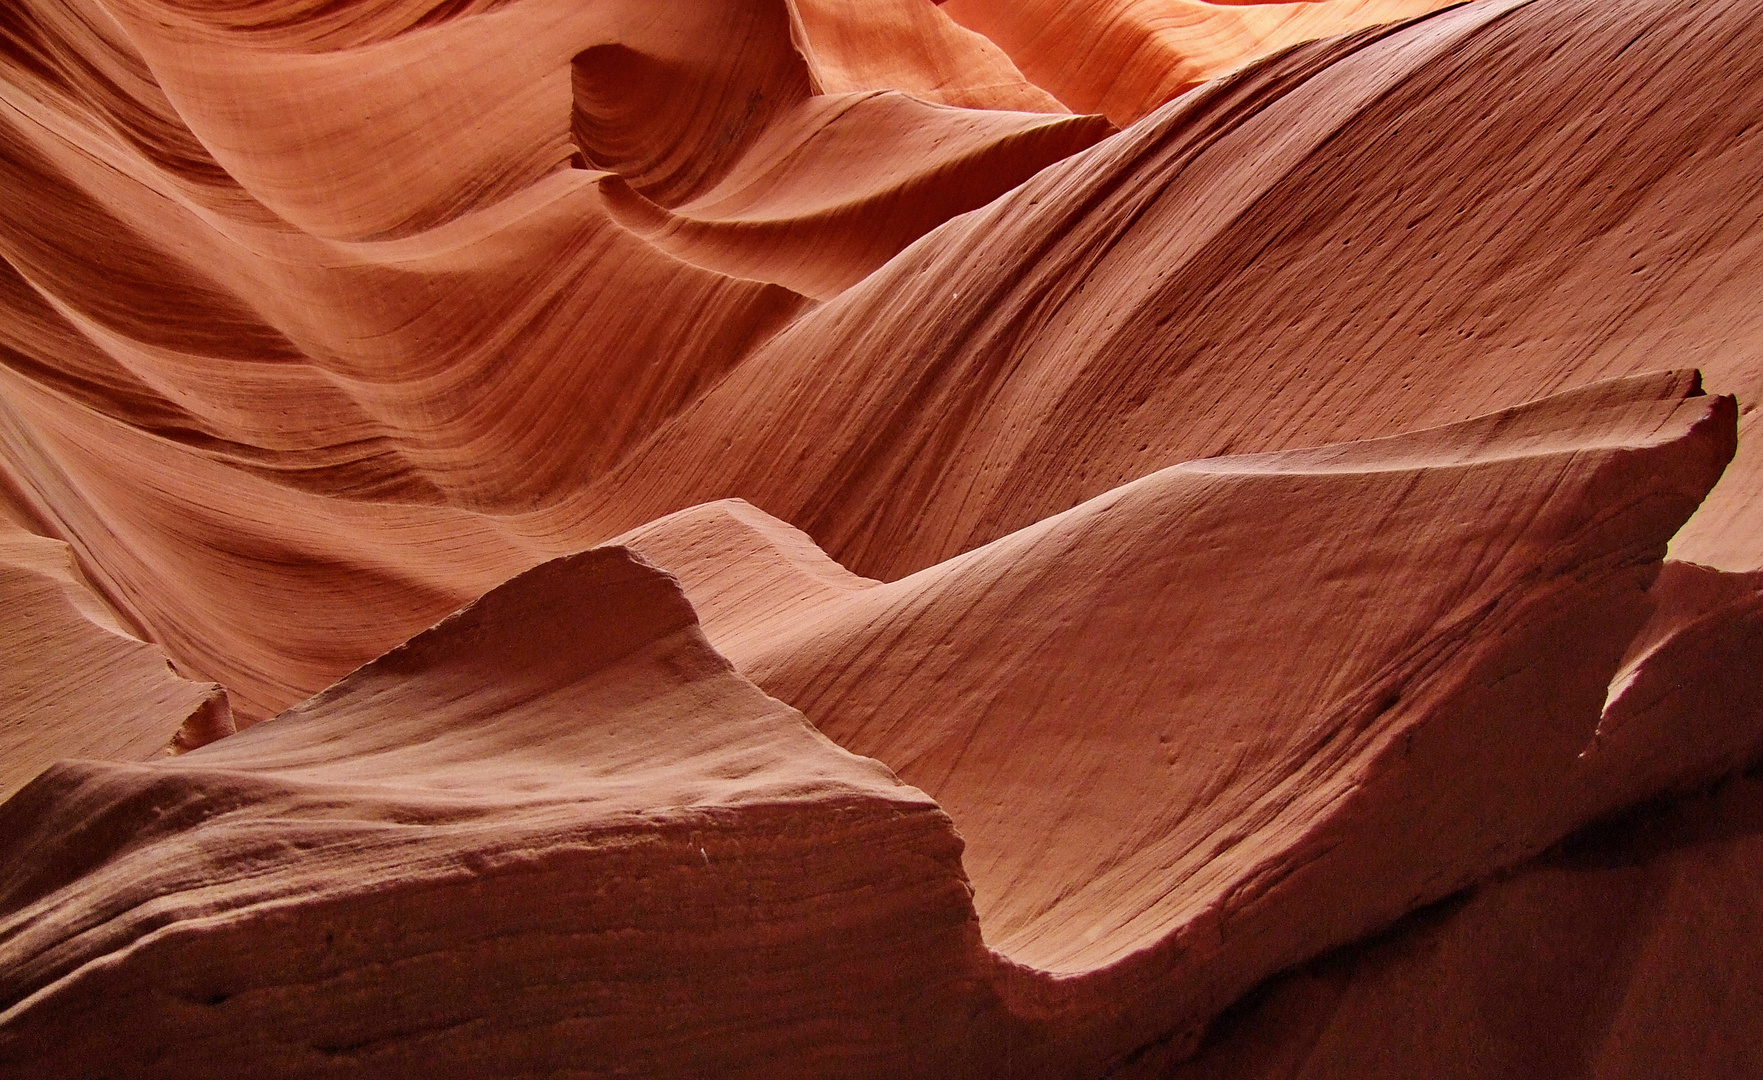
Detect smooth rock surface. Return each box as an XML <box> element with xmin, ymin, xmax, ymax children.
<box><xmin>2</xmin><ymin>0</ymin><xmax>1761</xmax><ymax>1074</ymax></box>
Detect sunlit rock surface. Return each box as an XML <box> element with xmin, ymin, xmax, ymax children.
<box><xmin>2</xmin><ymin>0</ymin><xmax>1760</xmax><ymax>1075</ymax></box>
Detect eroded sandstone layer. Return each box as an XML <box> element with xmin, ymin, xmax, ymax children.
<box><xmin>2</xmin><ymin>0</ymin><xmax>1760</xmax><ymax>1075</ymax></box>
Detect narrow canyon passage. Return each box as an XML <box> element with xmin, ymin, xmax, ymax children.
<box><xmin>2</xmin><ymin>0</ymin><xmax>1761</xmax><ymax>1076</ymax></box>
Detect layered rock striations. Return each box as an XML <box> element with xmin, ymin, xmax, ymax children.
<box><xmin>2</xmin><ymin>0</ymin><xmax>1762</xmax><ymax>1075</ymax></box>
<box><xmin>2</xmin><ymin>377</ymin><xmax>1746</xmax><ymax>1076</ymax></box>
<box><xmin>0</xmin><ymin>516</ymin><xmax>232</xmax><ymax>799</ymax></box>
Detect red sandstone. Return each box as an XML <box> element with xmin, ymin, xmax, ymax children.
<box><xmin>1</xmin><ymin>0</ymin><xmax>1760</xmax><ymax>1075</ymax></box>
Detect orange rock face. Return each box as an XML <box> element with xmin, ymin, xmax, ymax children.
<box><xmin>2</xmin><ymin>0</ymin><xmax>1760</xmax><ymax>1075</ymax></box>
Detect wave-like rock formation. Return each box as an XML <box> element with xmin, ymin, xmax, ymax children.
<box><xmin>3</xmin><ymin>0</ymin><xmax>1762</xmax><ymax>1074</ymax></box>
<box><xmin>0</xmin><ymin>549</ymin><xmax>991</xmax><ymax>1076</ymax></box>
<box><xmin>937</xmin><ymin>0</ymin><xmax>1450</xmax><ymax>125</ymax></box>
<box><xmin>0</xmin><ymin>516</ymin><xmax>231</xmax><ymax>799</ymax></box>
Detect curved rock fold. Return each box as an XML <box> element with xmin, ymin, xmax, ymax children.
<box><xmin>3</xmin><ymin>0</ymin><xmax>1763</xmax><ymax>1074</ymax></box>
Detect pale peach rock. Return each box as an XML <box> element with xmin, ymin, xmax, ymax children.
<box><xmin>1</xmin><ymin>0</ymin><xmax>1761</xmax><ymax>1074</ymax></box>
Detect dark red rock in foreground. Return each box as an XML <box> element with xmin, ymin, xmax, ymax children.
<box><xmin>0</xmin><ymin>378</ymin><xmax>1741</xmax><ymax>1075</ymax></box>
<box><xmin>1</xmin><ymin>0</ymin><xmax>1761</xmax><ymax>1075</ymax></box>
<box><xmin>1149</xmin><ymin>774</ymin><xmax>1763</xmax><ymax>1080</ymax></box>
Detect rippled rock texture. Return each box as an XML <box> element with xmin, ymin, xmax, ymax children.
<box><xmin>2</xmin><ymin>0</ymin><xmax>1761</xmax><ymax>1076</ymax></box>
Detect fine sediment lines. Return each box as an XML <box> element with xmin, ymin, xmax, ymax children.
<box><xmin>623</xmin><ymin>376</ymin><xmax>1736</xmax><ymax>1071</ymax></box>
<box><xmin>570</xmin><ymin>0</ymin><xmax>1763</xmax><ymax>868</ymax></box>
<box><xmin>583</xmin><ymin>0</ymin><xmax>1763</xmax><ymax>583</ymax></box>
<box><xmin>13</xmin><ymin>0</ymin><xmax>1763</xmax><ymax>721</ymax></box>
<box><xmin>0</xmin><ymin>0</ymin><xmax>1100</xmax><ymax>720</ymax></box>
<box><xmin>937</xmin><ymin>0</ymin><xmax>1450</xmax><ymax>125</ymax></box>
<box><xmin>0</xmin><ymin>549</ymin><xmax>991</xmax><ymax>1078</ymax></box>
<box><xmin>1</xmin><ymin>377</ymin><xmax>1736</xmax><ymax>1075</ymax></box>
<box><xmin>3</xmin><ymin>0</ymin><xmax>1763</xmax><ymax>1074</ymax></box>
<box><xmin>0</xmin><ymin>516</ymin><xmax>232</xmax><ymax>800</ymax></box>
